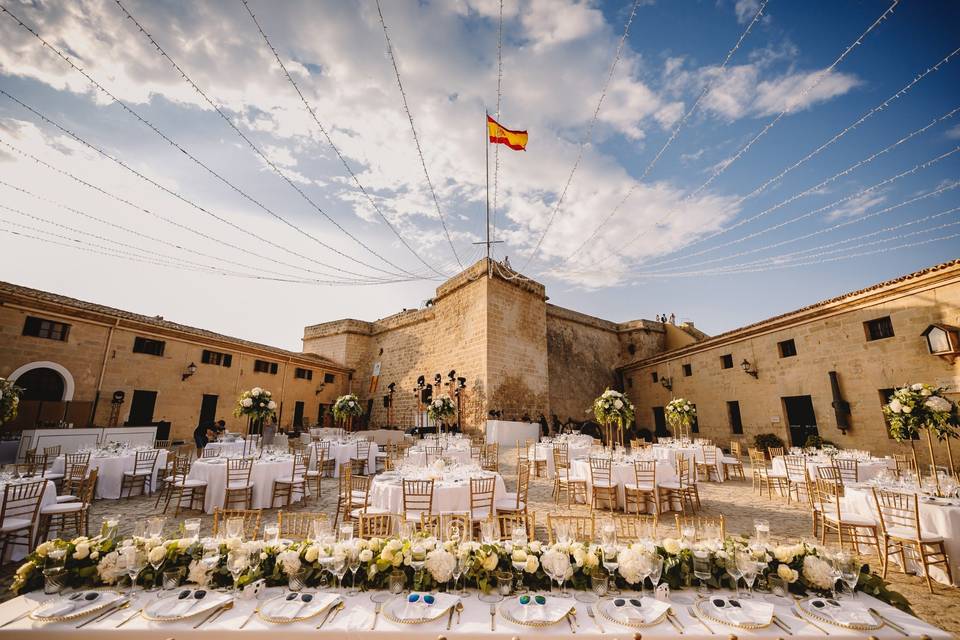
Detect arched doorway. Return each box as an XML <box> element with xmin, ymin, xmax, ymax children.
<box><xmin>17</xmin><ymin>367</ymin><xmax>65</xmax><ymax>401</ymax></box>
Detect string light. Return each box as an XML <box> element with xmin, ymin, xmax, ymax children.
<box><xmin>562</xmin><ymin>0</ymin><xmax>770</xmax><ymax>264</ymax></box>
<box><xmin>594</xmin><ymin>0</ymin><xmax>900</xmax><ymax>264</ymax></box>
<box><xmin>235</xmin><ymin>0</ymin><xmax>445</xmax><ymax>280</ymax></box>
<box><xmin>491</xmin><ymin>0</ymin><xmax>504</xmax><ymax>259</ymax></box>
<box><xmin>518</xmin><ymin>0</ymin><xmax>643</xmax><ymax>273</ymax></box>
<box><xmin>375</xmin><ymin>0</ymin><xmax>463</xmax><ymax>269</ymax></box>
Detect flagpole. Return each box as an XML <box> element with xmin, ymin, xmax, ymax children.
<box><xmin>485</xmin><ymin>110</ymin><xmax>492</xmax><ymax>278</ymax></box>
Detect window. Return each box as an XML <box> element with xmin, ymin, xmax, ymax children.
<box><xmin>132</xmin><ymin>336</ymin><xmax>165</xmax><ymax>356</ymax></box>
<box><xmin>295</xmin><ymin>367</ymin><xmax>313</xmax><ymax>380</ymax></box>
<box><xmin>22</xmin><ymin>316</ymin><xmax>70</xmax><ymax>341</ymax></box>
<box><xmin>864</xmin><ymin>316</ymin><xmax>895</xmax><ymax>341</ymax></box>
<box><xmin>626</xmin><ymin>376</ymin><xmax>633</xmax><ymax>388</ymax></box>
<box><xmin>727</xmin><ymin>400</ymin><xmax>743</xmax><ymax>434</ymax></box>
<box><xmin>720</xmin><ymin>354</ymin><xmax>733</xmax><ymax>369</ymax></box>
<box><xmin>682</xmin><ymin>363</ymin><xmax>693</xmax><ymax>377</ymax></box>
<box><xmin>651</xmin><ymin>372</ymin><xmax>658</xmax><ymax>383</ymax></box>
<box><xmin>778</xmin><ymin>339</ymin><xmax>797</xmax><ymax>358</ymax></box>
<box><xmin>323</xmin><ymin>373</ymin><xmax>336</xmax><ymax>384</ymax></box>
<box><xmin>201</xmin><ymin>349</ymin><xmax>232</xmax><ymax>367</ymax></box>
<box><xmin>254</xmin><ymin>359</ymin><xmax>278</xmax><ymax>375</ymax></box>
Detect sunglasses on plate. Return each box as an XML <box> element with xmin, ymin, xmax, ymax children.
<box><xmin>518</xmin><ymin>595</ymin><xmax>547</xmax><ymax>606</ymax></box>
<box><xmin>613</xmin><ymin>599</ymin><xmax>643</xmax><ymax>608</ymax></box>
<box><xmin>407</xmin><ymin>594</ymin><xmax>436</xmax><ymax>605</ymax></box>
<box><xmin>713</xmin><ymin>599</ymin><xmax>742</xmax><ymax>608</ymax></box>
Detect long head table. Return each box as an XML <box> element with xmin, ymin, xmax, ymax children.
<box><xmin>0</xmin><ymin>587</ymin><xmax>947</xmax><ymax>639</ymax></box>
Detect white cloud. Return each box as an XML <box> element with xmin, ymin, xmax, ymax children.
<box><xmin>946</xmin><ymin>124</ymin><xmax>960</xmax><ymax>140</ymax></box>
<box><xmin>826</xmin><ymin>190</ymin><xmax>887</xmax><ymax>221</ymax></box>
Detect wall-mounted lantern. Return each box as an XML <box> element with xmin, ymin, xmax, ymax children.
<box><xmin>740</xmin><ymin>358</ymin><xmax>759</xmax><ymax>378</ymax></box>
<box><xmin>922</xmin><ymin>324</ymin><xmax>960</xmax><ymax>364</ymax></box>
<box><xmin>660</xmin><ymin>376</ymin><xmax>673</xmax><ymax>391</ymax></box>
<box><xmin>181</xmin><ymin>362</ymin><xmax>197</xmax><ymax>381</ymax></box>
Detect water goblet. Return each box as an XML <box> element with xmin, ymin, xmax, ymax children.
<box><xmin>636</xmin><ymin>551</ymin><xmax>653</xmax><ymax>598</ymax></box>
<box><xmin>753</xmin><ymin>520</ymin><xmax>770</xmax><ymax>546</ymax></box>
<box><xmin>649</xmin><ymin>555</ymin><xmax>664</xmax><ymax>593</ymax></box>
<box><xmin>736</xmin><ymin>551</ymin><xmax>757</xmax><ymax>598</ymax></box>
<box><xmin>692</xmin><ymin>549</ymin><xmax>712</xmax><ymax>595</ymax></box>
<box><xmin>122</xmin><ymin>548</ymin><xmax>145</xmax><ymax>597</ymax></box>
<box><xmin>601</xmin><ymin>545</ymin><xmax>620</xmax><ymax>595</ymax></box>
<box><xmin>263</xmin><ymin>520</ymin><xmax>280</xmax><ymax>545</ymax></box>
<box><xmin>183</xmin><ymin>518</ymin><xmax>201</xmax><ymax>542</ymax></box>
<box><xmin>338</xmin><ymin>524</ymin><xmax>354</xmax><ymax>542</ymax></box>
<box><xmin>347</xmin><ymin>546</ymin><xmax>361</xmax><ymax>595</ymax></box>
<box><xmin>480</xmin><ymin>520</ymin><xmax>497</xmax><ymax>545</ymax></box>
<box><xmin>309</xmin><ymin>517</ymin><xmax>327</xmax><ymax>542</ymax></box>
<box><xmin>837</xmin><ymin>553</ymin><xmax>860</xmax><ymax>598</ymax></box>
<box><xmin>225</xmin><ymin>517</ymin><xmax>244</xmax><ymax>541</ymax></box>
<box><xmin>147</xmin><ymin>516</ymin><xmax>165</xmax><ymax>540</ymax></box>
<box><xmin>454</xmin><ymin>552</ymin><xmax>470</xmax><ymax>597</ymax></box>
<box><xmin>727</xmin><ymin>561</ymin><xmax>744</xmax><ymax>597</ymax></box>
<box><xmin>333</xmin><ymin>556</ymin><xmax>348</xmax><ymax>595</ymax></box>
<box><xmin>591</xmin><ymin>568</ymin><xmax>609</xmax><ymax>598</ymax></box>
<box><xmin>410</xmin><ymin>543</ymin><xmax>427</xmax><ymax>590</ymax></box>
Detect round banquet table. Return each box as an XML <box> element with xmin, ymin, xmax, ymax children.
<box><xmin>534</xmin><ymin>437</ymin><xmax>594</xmax><ymax>478</ymax></box>
<box><xmin>51</xmin><ymin>450</ymin><xmax>167</xmax><ymax>500</ymax></box>
<box><xmin>0</xmin><ymin>478</ymin><xmax>56</xmax><ymax>562</ymax></box>
<box><xmin>651</xmin><ymin>444</ymin><xmax>724</xmax><ymax>482</ymax></box>
<box><xmin>570</xmin><ymin>457</ymin><xmax>677</xmax><ymax>511</ymax></box>
<box><xmin>771</xmin><ymin>456</ymin><xmax>895</xmax><ymax>483</ymax></box>
<box><xmin>369</xmin><ymin>470</ymin><xmax>507</xmax><ymax>515</ymax></box>
<box><xmin>188</xmin><ymin>456</ymin><xmax>307</xmax><ymax>513</ymax></box>
<box><xmin>308</xmin><ymin>440</ymin><xmax>379</xmax><ymax>477</ymax></box>
<box><xmin>841</xmin><ymin>485</ymin><xmax>960</xmax><ymax>586</ymax></box>
<box><xmin>405</xmin><ymin>444</ymin><xmax>472</xmax><ymax>467</ymax></box>
<box><xmin>205</xmin><ymin>441</ymin><xmax>247</xmax><ymax>458</ymax></box>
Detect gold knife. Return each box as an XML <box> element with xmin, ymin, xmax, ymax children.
<box><xmin>588</xmin><ymin>604</ymin><xmax>605</xmax><ymax>634</ymax></box>
<box><xmin>193</xmin><ymin>601</ymin><xmax>232</xmax><ymax>629</ymax></box>
<box><xmin>316</xmin><ymin>601</ymin><xmax>342</xmax><ymax>629</ymax></box>
<box><xmin>490</xmin><ymin>603</ymin><xmax>496</xmax><ymax>631</ymax></box>
<box><xmin>687</xmin><ymin>605</ymin><xmax>714</xmax><ymax>633</ymax></box>
<box><xmin>666</xmin><ymin>610</ymin><xmax>685</xmax><ymax>634</ymax></box>
<box><xmin>792</xmin><ymin>606</ymin><xmax>830</xmax><ymax>636</ymax></box>
<box><xmin>566</xmin><ymin>608</ymin><xmax>577</xmax><ymax>634</ymax></box>
<box><xmin>327</xmin><ymin>601</ymin><xmax>344</xmax><ymax>625</ymax></box>
<box><xmin>0</xmin><ymin>608</ymin><xmax>34</xmax><ymax>629</ymax></box>
<box><xmin>239</xmin><ymin>605</ymin><xmax>259</xmax><ymax>629</ymax></box>
<box><xmin>772</xmin><ymin>615</ymin><xmax>794</xmax><ymax>636</ymax></box>
<box><xmin>114</xmin><ymin>607</ymin><xmax>142</xmax><ymax>628</ymax></box>
<box><xmin>370</xmin><ymin>602</ymin><xmax>382</xmax><ymax>630</ymax></box>
<box><xmin>446</xmin><ymin>603</ymin><xmax>456</xmax><ymax>631</ymax></box>
<box><xmin>869</xmin><ymin>608</ymin><xmax>908</xmax><ymax>636</ymax></box>
<box><xmin>76</xmin><ymin>600</ymin><xmax>130</xmax><ymax>628</ymax></box>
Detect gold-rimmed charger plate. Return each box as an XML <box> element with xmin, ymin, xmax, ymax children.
<box><xmin>30</xmin><ymin>590</ymin><xmax>126</xmax><ymax>622</ymax></box>
<box><xmin>498</xmin><ymin>599</ymin><xmax>572</xmax><ymax>628</ymax></box>
<box><xmin>257</xmin><ymin>593</ymin><xmax>338</xmax><ymax>624</ymax></box>
<box><xmin>382</xmin><ymin>596</ymin><xmax>454</xmax><ymax>625</ymax></box>
<box><xmin>795</xmin><ymin>597</ymin><xmax>883</xmax><ymax>630</ymax></box>
<box><xmin>694</xmin><ymin>597</ymin><xmax>773</xmax><ymax>630</ymax></box>
<box><xmin>141</xmin><ymin>591</ymin><xmax>232</xmax><ymax>621</ymax></box>
<box><xmin>597</xmin><ymin>599</ymin><xmax>669</xmax><ymax>628</ymax></box>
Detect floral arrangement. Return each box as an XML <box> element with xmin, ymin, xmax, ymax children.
<box><xmin>0</xmin><ymin>377</ymin><xmax>23</xmax><ymax>425</ymax></box>
<box><xmin>426</xmin><ymin>393</ymin><xmax>456</xmax><ymax>423</ymax></box>
<box><xmin>592</xmin><ymin>389</ymin><xmax>635</xmax><ymax>429</ymax></box>
<box><xmin>665</xmin><ymin>398</ymin><xmax>697</xmax><ymax>434</ymax></box>
<box><xmin>13</xmin><ymin>532</ymin><xmax>911</xmax><ymax>614</ymax></box>
<box><xmin>332</xmin><ymin>394</ymin><xmax>363</xmax><ymax>422</ymax></box>
<box><xmin>234</xmin><ymin>387</ymin><xmax>276</xmax><ymax>422</ymax></box>
<box><xmin>883</xmin><ymin>383</ymin><xmax>957</xmax><ymax>442</ymax></box>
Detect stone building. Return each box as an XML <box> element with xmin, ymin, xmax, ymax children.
<box><xmin>0</xmin><ymin>281</ymin><xmax>351</xmax><ymax>441</ymax></box>
<box><xmin>619</xmin><ymin>259</ymin><xmax>960</xmax><ymax>461</ymax></box>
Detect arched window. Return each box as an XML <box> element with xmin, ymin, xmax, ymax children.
<box><xmin>16</xmin><ymin>367</ymin><xmax>66</xmax><ymax>401</ymax></box>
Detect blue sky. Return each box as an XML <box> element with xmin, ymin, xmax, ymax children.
<box><xmin>0</xmin><ymin>0</ymin><xmax>957</xmax><ymax>350</ymax></box>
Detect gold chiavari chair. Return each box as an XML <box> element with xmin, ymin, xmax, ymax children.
<box><xmin>834</xmin><ymin>458</ymin><xmax>859</xmax><ymax>484</ymax></box>
<box><xmin>35</xmin><ymin>469</ymin><xmax>98</xmax><ymax>546</ymax></box>
<box><xmin>695</xmin><ymin>446</ymin><xmax>722</xmax><ymax>482</ymax></box>
<box><xmin>767</xmin><ymin>446</ymin><xmax>785</xmax><ymax>460</ymax></box>
<box><xmin>552</xmin><ymin>445</ymin><xmax>587</xmax><ymax>507</ymax></box>
<box><xmin>469</xmin><ymin>477</ymin><xmax>497</xmax><ymax>526</ymax></box>
<box><xmin>317</xmin><ymin>441</ymin><xmax>336</xmax><ymax>477</ymax></box>
<box><xmin>224</xmin><ymin>458</ymin><xmax>255</xmax><ymax>510</ymax></box>
<box><xmin>333</xmin><ymin>463</ymin><xmax>353</xmax><ymax>529</ymax></box>
<box><xmin>212</xmin><ymin>508</ymin><xmax>262</xmax><ymax>539</ymax></box>
<box><xmin>421</xmin><ymin>512</ymin><xmax>473</xmax><ymax>542</ymax></box>
<box><xmin>154</xmin><ymin>439</ymin><xmax>171</xmax><ymax>449</ymax></box>
<box><xmin>546</xmin><ymin>513</ymin><xmax>595</xmax><ymax>543</ymax></box>
<box><xmin>359</xmin><ymin>512</ymin><xmax>398</xmax><ymax>538</ymax></box>
<box><xmin>815</xmin><ymin>478</ymin><xmax>881</xmax><ymax>556</ymax></box>
<box><xmin>784</xmin><ymin>455</ymin><xmax>813</xmax><ymax>504</ymax></box>
<box><xmin>623</xmin><ymin>459</ymin><xmax>658</xmax><ymax>515</ymax></box>
<box><xmin>892</xmin><ymin>453</ymin><xmax>913</xmax><ymax>478</ymax></box>
<box><xmin>674</xmin><ymin>514</ymin><xmax>725</xmax><ymax>541</ymax></box>
<box><xmin>57</xmin><ymin>463</ymin><xmax>89</xmax><ymax>504</ymax></box>
<box><xmin>611</xmin><ymin>513</ymin><xmax>658</xmax><ymax>542</ymax></box>
<box><xmin>201</xmin><ymin>446</ymin><xmax>221</xmax><ymax>458</ymax></box>
<box><xmin>527</xmin><ymin>439</ymin><xmax>548</xmax><ymax>477</ymax></box>
<box><xmin>481</xmin><ymin>443</ymin><xmax>499</xmax><ymax>472</ymax></box>
<box><xmin>873</xmin><ymin>488</ymin><xmax>953</xmax><ymax>593</ymax></box>
<box><xmin>352</xmin><ymin>440</ymin><xmax>371</xmax><ymax>476</ymax></box>
<box><xmin>722</xmin><ymin>442</ymin><xmax>746</xmax><ymax>480</ymax></box>
<box><xmin>589</xmin><ymin>457</ymin><xmax>618</xmax><ymax>512</ymax></box>
<box><xmin>749</xmin><ymin>448</ymin><xmax>787</xmax><ymax>498</ymax></box>
<box><xmin>402</xmin><ymin>479</ymin><xmax>435</xmax><ymax>525</ymax></box>
<box><xmin>120</xmin><ymin>449</ymin><xmax>160</xmax><ymax>498</ymax></box>
<box><xmin>162</xmin><ymin>456</ymin><xmax>207</xmax><ymax>517</ymax></box>
<box><xmin>271</xmin><ymin>452</ymin><xmax>307</xmax><ymax>507</ymax></box>
<box><xmin>346</xmin><ymin>474</ymin><xmax>374</xmax><ymax>524</ymax></box>
<box><xmin>658</xmin><ymin>455</ymin><xmax>699</xmax><ymax>514</ymax></box>
<box><xmin>496</xmin><ymin>460</ymin><xmax>529</xmax><ymax>515</ymax></box>
<box><xmin>495</xmin><ymin>511</ymin><xmax>535</xmax><ymax>541</ymax></box>
<box><xmin>0</xmin><ymin>479</ymin><xmax>47</xmax><ymax>559</ymax></box>
<box><xmin>278</xmin><ymin>511</ymin><xmax>330</xmax><ymax>541</ymax></box>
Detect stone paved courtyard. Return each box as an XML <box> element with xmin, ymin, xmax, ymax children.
<box><xmin>4</xmin><ymin>454</ymin><xmax>958</xmax><ymax>635</ymax></box>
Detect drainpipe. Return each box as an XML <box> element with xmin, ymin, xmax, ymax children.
<box><xmin>90</xmin><ymin>318</ymin><xmax>120</xmax><ymax>426</ymax></box>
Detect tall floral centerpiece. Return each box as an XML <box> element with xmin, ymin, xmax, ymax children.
<box><xmin>234</xmin><ymin>387</ymin><xmax>276</xmax><ymax>437</ymax></box>
<box><xmin>427</xmin><ymin>393</ymin><xmax>456</xmax><ymax>436</ymax></box>
<box><xmin>883</xmin><ymin>383</ymin><xmax>958</xmax><ymax>494</ymax></box>
<box><xmin>592</xmin><ymin>389</ymin><xmax>634</xmax><ymax>448</ymax></box>
<box><xmin>332</xmin><ymin>394</ymin><xmax>363</xmax><ymax>432</ymax></box>
<box><xmin>0</xmin><ymin>377</ymin><xmax>24</xmax><ymax>426</ymax></box>
<box><xmin>665</xmin><ymin>398</ymin><xmax>697</xmax><ymax>442</ymax></box>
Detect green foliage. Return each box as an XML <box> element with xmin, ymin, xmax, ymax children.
<box><xmin>754</xmin><ymin>433</ymin><xmax>785</xmax><ymax>452</ymax></box>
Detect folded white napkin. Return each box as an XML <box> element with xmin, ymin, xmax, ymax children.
<box><xmin>517</xmin><ymin>599</ymin><xmax>571</xmax><ymax>624</ymax></box>
<box><xmin>710</xmin><ymin>598</ymin><xmax>773</xmax><ymax>625</ymax></box>
<box><xmin>396</xmin><ymin>593</ymin><xmax>458</xmax><ymax>621</ymax></box>
<box><xmin>261</xmin><ymin>592</ymin><xmax>338</xmax><ymax>620</ymax></box>
<box><xmin>617</xmin><ymin>598</ymin><xmax>670</xmax><ymax>625</ymax></box>
<box><xmin>35</xmin><ymin>592</ymin><xmax>105</xmax><ymax>619</ymax></box>
<box><xmin>812</xmin><ymin>599</ymin><xmax>875</xmax><ymax>625</ymax></box>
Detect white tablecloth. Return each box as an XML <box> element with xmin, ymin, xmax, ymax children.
<box><xmin>52</xmin><ymin>450</ymin><xmax>167</xmax><ymax>500</ymax></box>
<box><xmin>533</xmin><ymin>438</ymin><xmax>594</xmax><ymax>478</ymax></box>
<box><xmin>369</xmin><ymin>471</ymin><xmax>507</xmax><ymax>515</ymax></box>
<box><xmin>485</xmin><ymin>420</ymin><xmax>540</xmax><ymax>445</ymax></box>
<box><xmin>570</xmin><ymin>458</ymin><xmax>677</xmax><ymax>511</ymax></box>
<box><xmin>188</xmin><ymin>457</ymin><xmax>307</xmax><ymax>513</ymax></box>
<box><xmin>205</xmin><ymin>441</ymin><xmax>247</xmax><ymax>458</ymax></box>
<box><xmin>1</xmin><ymin>479</ymin><xmax>56</xmax><ymax>562</ymax></box>
<box><xmin>406</xmin><ymin>444</ymin><xmax>473</xmax><ymax>467</ymax></box>
<box><xmin>308</xmin><ymin>440</ymin><xmax>379</xmax><ymax>477</ymax></box>
<box><xmin>651</xmin><ymin>445</ymin><xmax>723</xmax><ymax>482</ymax></box>
<box><xmin>0</xmin><ymin>587</ymin><xmax>947</xmax><ymax>639</ymax></box>
<box><xmin>771</xmin><ymin>456</ymin><xmax>895</xmax><ymax>483</ymax></box>
<box><xmin>842</xmin><ymin>485</ymin><xmax>960</xmax><ymax>586</ymax></box>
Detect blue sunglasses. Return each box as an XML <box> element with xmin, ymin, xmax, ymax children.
<box><xmin>407</xmin><ymin>593</ymin><xmax>436</xmax><ymax>605</ymax></box>
<box><xmin>519</xmin><ymin>595</ymin><xmax>547</xmax><ymax>606</ymax></box>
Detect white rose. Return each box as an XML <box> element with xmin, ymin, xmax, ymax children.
<box><xmin>148</xmin><ymin>545</ymin><xmax>166</xmax><ymax>565</ymax></box>
<box><xmin>662</xmin><ymin>538</ymin><xmax>681</xmax><ymax>555</ymax></box>
<box><xmin>304</xmin><ymin>545</ymin><xmax>320</xmax><ymax>563</ymax></box>
<box><xmin>920</xmin><ymin>388</ymin><xmax>932</xmax><ymax>397</ymax></box>
<box><xmin>902</xmin><ymin>406</ymin><xmax>912</xmax><ymax>414</ymax></box>
<box><xmin>888</xmin><ymin>399</ymin><xmax>902</xmax><ymax>413</ymax></box>
<box><xmin>525</xmin><ymin>556</ymin><xmax>540</xmax><ymax>573</ymax></box>
<box><xmin>265</xmin><ymin>390</ymin><xmax>271</xmax><ymax>396</ymax></box>
<box><xmin>911</xmin><ymin>383</ymin><xmax>923</xmax><ymax>391</ymax></box>
<box><xmin>482</xmin><ymin>553</ymin><xmax>498</xmax><ymax>572</ymax></box>
<box><xmin>925</xmin><ymin>396</ymin><xmax>952</xmax><ymax>413</ymax></box>
<box><xmin>773</xmin><ymin>546</ymin><xmax>796</xmax><ymax>564</ymax></box>
<box><xmin>242</xmin><ymin>398</ymin><xmax>253</xmax><ymax>408</ymax></box>
<box><xmin>267</xmin><ymin>401</ymin><xmax>277</xmax><ymax>410</ymax></box>
<box><xmin>90</xmin><ymin>550</ymin><xmax>99</xmax><ymax>561</ymax></box>
<box><xmin>73</xmin><ymin>542</ymin><xmax>90</xmax><ymax>560</ymax></box>
<box><xmin>778</xmin><ymin>564</ymin><xmax>799</xmax><ymax>583</ymax></box>
<box><xmin>529</xmin><ymin>541</ymin><xmax>542</xmax><ymax>554</ymax></box>
<box><xmin>359</xmin><ymin>549</ymin><xmax>373</xmax><ymax>563</ymax></box>
<box><xmin>511</xmin><ymin>549</ymin><xmax>527</xmax><ymax>563</ymax></box>
<box><xmin>614</xmin><ymin>399</ymin><xmax>624</xmax><ymax>409</ymax></box>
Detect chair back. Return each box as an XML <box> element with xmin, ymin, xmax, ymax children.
<box><xmin>202</xmin><ymin>446</ymin><xmax>221</xmax><ymax>458</ymax></box>
<box><xmin>154</xmin><ymin>439</ymin><xmax>171</xmax><ymax>449</ymax></box>
<box><xmin>79</xmin><ymin>468</ymin><xmax>99</xmax><ymax>504</ymax></box>
<box><xmin>514</xmin><ymin>460</ymin><xmax>531</xmax><ymax>508</ymax></box>
<box><xmin>701</xmin><ymin>446</ymin><xmax>717</xmax><ymax>465</ymax></box>
<box><xmin>356</xmin><ymin>440</ymin><xmax>371</xmax><ymax>460</ymax></box>
<box><xmin>290</xmin><ymin>452</ymin><xmax>307</xmax><ymax>479</ymax></box>
<box><xmin>359</xmin><ymin>512</ymin><xmax>398</xmax><ymax>538</ymax></box>
<box><xmin>747</xmin><ymin>448</ymin><xmax>766</xmax><ymax>467</ymax></box>
<box><xmin>421</xmin><ymin>512</ymin><xmax>472</xmax><ymax>541</ymax></box>
<box><xmin>65</xmin><ymin>451</ymin><xmax>90</xmax><ymax>470</ymax></box>
<box><xmin>730</xmin><ymin>441</ymin><xmax>743</xmax><ymax>458</ymax></box>
<box><xmin>63</xmin><ymin>462</ymin><xmax>89</xmax><ymax>493</ymax></box>
<box><xmin>589</xmin><ymin>456</ymin><xmax>612</xmax><ymax>486</ymax></box>
<box><xmin>674</xmin><ymin>455</ymin><xmax>692</xmax><ymax>488</ymax></box>
<box><xmin>171</xmin><ymin>456</ymin><xmax>193</xmax><ymax>483</ymax></box>
<box><xmin>675</xmin><ymin>514</ymin><xmax>725</xmax><ymax>540</ymax></box>
<box><xmin>816</xmin><ymin>466</ymin><xmax>842</xmax><ymax>482</ymax></box>
<box><xmin>0</xmin><ymin>479</ymin><xmax>46</xmax><ymax>525</ymax></box>
<box><xmin>612</xmin><ymin>513</ymin><xmax>658</xmax><ymax>541</ymax></box>
<box><xmin>552</xmin><ymin>444</ymin><xmax>570</xmax><ymax>470</ymax></box>
<box><xmin>892</xmin><ymin>453</ymin><xmax>912</xmax><ymax>478</ymax></box>
<box><xmin>44</xmin><ymin>445</ymin><xmax>61</xmax><ymax>458</ymax></box>
<box><xmin>350</xmin><ymin>474</ymin><xmax>372</xmax><ymax>508</ymax></box>
<box><xmin>481</xmin><ymin>443</ymin><xmax>499</xmax><ymax>471</ymax></box>
<box><xmin>633</xmin><ymin>459</ymin><xmax>656</xmax><ymax>487</ymax></box>
<box><xmin>496</xmin><ymin>512</ymin><xmax>535</xmax><ymax>540</ymax></box>
<box><xmin>546</xmin><ymin>513</ymin><xmax>595</xmax><ymax>543</ymax></box>
<box><xmin>134</xmin><ymin>449</ymin><xmax>160</xmax><ymax>475</ymax></box>
<box><xmin>402</xmin><ymin>479</ymin><xmax>435</xmax><ymax>518</ymax></box>
<box><xmin>872</xmin><ymin>488</ymin><xmax>921</xmax><ymax>539</ymax></box>
<box><xmin>212</xmin><ymin>508</ymin><xmax>262</xmax><ymax>539</ymax></box>
<box><xmin>834</xmin><ymin>458</ymin><xmax>859</xmax><ymax>484</ymax></box>
<box><xmin>784</xmin><ymin>455</ymin><xmax>808</xmax><ymax>482</ymax></box>
<box><xmin>227</xmin><ymin>458</ymin><xmax>254</xmax><ymax>486</ymax></box>
<box><xmin>768</xmin><ymin>447</ymin><xmax>785</xmax><ymax>459</ymax></box>
<box><xmin>278</xmin><ymin>510</ymin><xmax>329</xmax><ymax>540</ymax></box>
<box><xmin>815</xmin><ymin>477</ymin><xmax>844</xmax><ymax>516</ymax></box>
<box><xmin>470</xmin><ymin>476</ymin><xmax>496</xmax><ymax>519</ymax></box>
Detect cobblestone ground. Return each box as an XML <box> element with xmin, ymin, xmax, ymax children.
<box><xmin>3</xmin><ymin>455</ymin><xmax>958</xmax><ymax>634</ymax></box>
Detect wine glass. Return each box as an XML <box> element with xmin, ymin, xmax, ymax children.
<box><xmin>480</xmin><ymin>520</ymin><xmax>497</xmax><ymax>545</ymax></box>
<box><xmin>727</xmin><ymin>559</ymin><xmax>744</xmax><ymax>597</ymax></box>
<box><xmin>225</xmin><ymin>517</ymin><xmax>244</xmax><ymax>540</ymax></box>
<box><xmin>333</xmin><ymin>555</ymin><xmax>348</xmax><ymax>595</ymax></box>
<box><xmin>837</xmin><ymin>553</ymin><xmax>860</xmax><ymax>598</ymax></box>
<box><xmin>347</xmin><ymin>546</ymin><xmax>361</xmax><ymax>595</ymax></box>
<box><xmin>452</xmin><ymin>551</ymin><xmax>468</xmax><ymax>597</ymax></box>
<box><xmin>148</xmin><ymin>545</ymin><xmax>166</xmax><ymax>591</ymax></box>
<box><xmin>122</xmin><ymin>547</ymin><xmax>145</xmax><ymax>597</ymax></box>
<box><xmin>636</xmin><ymin>551</ymin><xmax>653</xmax><ymax>598</ymax></box>
<box><xmin>310</xmin><ymin>517</ymin><xmax>327</xmax><ymax>542</ymax></box>
<box><xmin>410</xmin><ymin>543</ymin><xmax>427</xmax><ymax>591</ymax></box>
<box><xmin>228</xmin><ymin>550</ymin><xmax>249</xmax><ymax>594</ymax></box>
<box><xmin>601</xmin><ymin>545</ymin><xmax>620</xmax><ymax>595</ymax></box>
<box><xmin>147</xmin><ymin>516</ymin><xmax>165</xmax><ymax>540</ymax></box>
<box><xmin>552</xmin><ymin>553</ymin><xmax>572</xmax><ymax>598</ymax></box>
<box><xmin>692</xmin><ymin>549</ymin><xmax>712</xmax><ymax>595</ymax></box>
<box><xmin>649</xmin><ymin>555</ymin><xmax>664</xmax><ymax>594</ymax></box>
<box><xmin>753</xmin><ymin>520</ymin><xmax>770</xmax><ymax>546</ymax></box>
<box><xmin>736</xmin><ymin>551</ymin><xmax>758</xmax><ymax>598</ymax></box>
<box><xmin>263</xmin><ymin>520</ymin><xmax>280</xmax><ymax>545</ymax></box>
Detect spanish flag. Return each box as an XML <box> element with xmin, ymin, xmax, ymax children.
<box><xmin>487</xmin><ymin>115</ymin><xmax>528</xmax><ymax>151</ymax></box>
